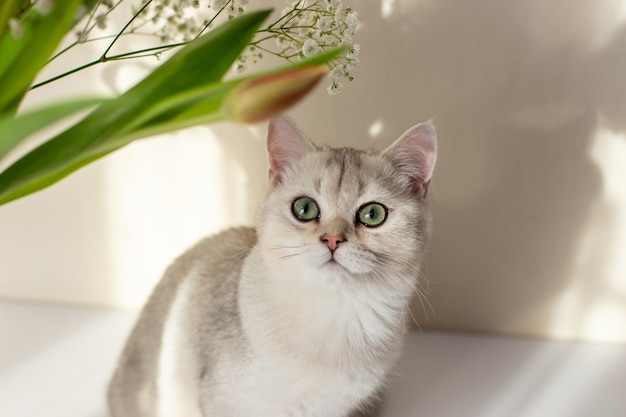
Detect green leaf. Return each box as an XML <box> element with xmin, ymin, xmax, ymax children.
<box><xmin>0</xmin><ymin>9</ymin><xmax>273</xmax><ymax>206</ymax></box>
<box><xmin>175</xmin><ymin>47</ymin><xmax>346</xmax><ymax>125</ymax></box>
<box><xmin>40</xmin><ymin>47</ymin><xmax>346</xmax><ymax>155</ymax></box>
<box><xmin>0</xmin><ymin>10</ymin><xmax>346</xmax><ymax>206</ymax></box>
<box><xmin>0</xmin><ymin>97</ymin><xmax>105</xmax><ymax>160</ymax></box>
<box><xmin>131</xmin><ymin>48</ymin><xmax>346</xmax><ymax>133</ymax></box>
<box><xmin>0</xmin><ymin>0</ymin><xmax>84</xmax><ymax>114</ymax></box>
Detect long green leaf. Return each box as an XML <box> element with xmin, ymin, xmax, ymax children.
<box><xmin>0</xmin><ymin>98</ymin><xmax>105</xmax><ymax>160</ymax></box>
<box><xmin>0</xmin><ymin>0</ymin><xmax>84</xmax><ymax>114</ymax></box>
<box><xmin>128</xmin><ymin>48</ymin><xmax>345</xmax><ymax>134</ymax></box>
<box><xmin>1</xmin><ymin>47</ymin><xmax>343</xmax><ymax>164</ymax></box>
<box><xmin>0</xmin><ymin>9</ymin><xmax>272</xmax><ymax>205</ymax></box>
<box><xmin>0</xmin><ymin>14</ymin><xmax>345</xmax><ymax>207</ymax></box>
<box><xmin>167</xmin><ymin>47</ymin><xmax>346</xmax><ymax>125</ymax></box>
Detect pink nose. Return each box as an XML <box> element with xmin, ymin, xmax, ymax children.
<box><xmin>321</xmin><ymin>234</ymin><xmax>345</xmax><ymax>251</ymax></box>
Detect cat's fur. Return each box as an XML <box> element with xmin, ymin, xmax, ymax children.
<box><xmin>108</xmin><ymin>116</ymin><xmax>437</xmax><ymax>417</ymax></box>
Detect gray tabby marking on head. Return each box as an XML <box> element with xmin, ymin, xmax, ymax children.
<box><xmin>108</xmin><ymin>116</ymin><xmax>437</xmax><ymax>417</ymax></box>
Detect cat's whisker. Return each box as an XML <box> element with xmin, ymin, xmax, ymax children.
<box><xmin>366</xmin><ymin>254</ymin><xmax>434</xmax><ymax>327</ymax></box>
<box><xmin>404</xmin><ymin>276</ymin><xmax>435</xmax><ymax>320</ymax></box>
<box><xmin>223</xmin><ymin>249</ymin><xmax>253</xmax><ymax>274</ymax></box>
<box><xmin>278</xmin><ymin>252</ymin><xmax>303</xmax><ymax>261</ymax></box>
<box><xmin>406</xmin><ymin>306</ymin><xmax>422</xmax><ymax>332</ymax></box>
<box><xmin>270</xmin><ymin>244</ymin><xmax>305</xmax><ymax>251</ymax></box>
<box><xmin>365</xmin><ymin>269</ymin><xmax>417</xmax><ymax>334</ymax></box>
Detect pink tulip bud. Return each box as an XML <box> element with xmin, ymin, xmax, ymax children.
<box><xmin>224</xmin><ymin>65</ymin><xmax>327</xmax><ymax>124</ymax></box>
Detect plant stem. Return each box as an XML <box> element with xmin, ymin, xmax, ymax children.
<box><xmin>30</xmin><ymin>59</ymin><xmax>104</xmax><ymax>89</ymax></box>
<box><xmin>105</xmin><ymin>42</ymin><xmax>185</xmax><ymax>60</ymax></box>
<box><xmin>102</xmin><ymin>0</ymin><xmax>153</xmax><ymax>58</ymax></box>
<box><xmin>30</xmin><ymin>0</ymin><xmax>341</xmax><ymax>91</ymax></box>
<box><xmin>32</xmin><ymin>0</ymin><xmax>233</xmax><ymax>90</ymax></box>
<box><xmin>195</xmin><ymin>0</ymin><xmax>231</xmax><ymax>38</ymax></box>
<box><xmin>30</xmin><ymin>41</ymin><xmax>186</xmax><ymax>90</ymax></box>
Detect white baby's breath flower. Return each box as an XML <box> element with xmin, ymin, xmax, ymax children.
<box><xmin>346</xmin><ymin>44</ymin><xmax>361</xmax><ymax>71</ymax></box>
<box><xmin>302</xmin><ymin>39</ymin><xmax>320</xmax><ymax>57</ymax></box>
<box><xmin>8</xmin><ymin>18</ymin><xmax>23</xmax><ymax>39</ymax></box>
<box><xmin>347</xmin><ymin>43</ymin><xmax>360</xmax><ymax>59</ymax></box>
<box><xmin>345</xmin><ymin>57</ymin><xmax>359</xmax><ymax>72</ymax></box>
<box><xmin>126</xmin><ymin>0</ymin><xmax>222</xmax><ymax>43</ymax></box>
<box><xmin>327</xmin><ymin>81</ymin><xmax>343</xmax><ymax>95</ymax></box>
<box><xmin>227</xmin><ymin>5</ymin><xmax>242</xmax><ymax>17</ymax></box>
<box><xmin>346</xmin><ymin>11</ymin><xmax>358</xmax><ymax>34</ymax></box>
<box><xmin>258</xmin><ymin>0</ymin><xmax>360</xmax><ymax>94</ymax></box>
<box><xmin>333</xmin><ymin>6</ymin><xmax>343</xmax><ymax>23</ymax></box>
<box><xmin>59</xmin><ymin>0</ymin><xmax>359</xmax><ymax>96</ymax></box>
<box><xmin>322</xmin><ymin>33</ymin><xmax>338</xmax><ymax>45</ymax></box>
<box><xmin>316</xmin><ymin>16</ymin><xmax>333</xmax><ymax>32</ymax></box>
<box><xmin>76</xmin><ymin>30</ymin><xmax>88</xmax><ymax>43</ymax></box>
<box><xmin>210</xmin><ymin>0</ymin><xmax>229</xmax><ymax>8</ymax></box>
<box><xmin>327</xmin><ymin>0</ymin><xmax>342</xmax><ymax>10</ymax></box>
<box><xmin>329</xmin><ymin>64</ymin><xmax>344</xmax><ymax>79</ymax></box>
<box><xmin>33</xmin><ymin>0</ymin><xmax>54</xmax><ymax>15</ymax></box>
<box><xmin>95</xmin><ymin>13</ymin><xmax>107</xmax><ymax>30</ymax></box>
<box><xmin>276</xmin><ymin>35</ymin><xmax>289</xmax><ymax>48</ymax></box>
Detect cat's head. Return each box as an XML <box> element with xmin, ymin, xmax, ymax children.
<box><xmin>256</xmin><ymin>117</ymin><xmax>437</xmax><ymax>292</ymax></box>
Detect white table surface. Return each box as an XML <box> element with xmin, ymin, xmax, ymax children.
<box><xmin>1</xmin><ymin>300</ymin><xmax>625</xmax><ymax>417</ymax></box>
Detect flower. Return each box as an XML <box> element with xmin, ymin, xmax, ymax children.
<box><xmin>327</xmin><ymin>80</ymin><xmax>343</xmax><ymax>95</ymax></box>
<box><xmin>316</xmin><ymin>16</ymin><xmax>333</xmax><ymax>32</ymax></box>
<box><xmin>121</xmin><ymin>0</ymin><xmax>251</xmax><ymax>44</ymax></box>
<box><xmin>210</xmin><ymin>0</ymin><xmax>229</xmax><ymax>8</ymax></box>
<box><xmin>346</xmin><ymin>11</ymin><xmax>358</xmax><ymax>34</ymax></box>
<box><xmin>49</xmin><ymin>0</ymin><xmax>359</xmax><ymax>94</ymax></box>
<box><xmin>302</xmin><ymin>39</ymin><xmax>320</xmax><ymax>57</ymax></box>
<box><xmin>95</xmin><ymin>13</ymin><xmax>107</xmax><ymax>30</ymax></box>
<box><xmin>8</xmin><ymin>18</ymin><xmax>23</xmax><ymax>39</ymax></box>
<box><xmin>249</xmin><ymin>0</ymin><xmax>359</xmax><ymax>94</ymax></box>
<box><xmin>327</xmin><ymin>0</ymin><xmax>342</xmax><ymax>10</ymax></box>
<box><xmin>347</xmin><ymin>43</ymin><xmax>359</xmax><ymax>59</ymax></box>
<box><xmin>225</xmin><ymin>66</ymin><xmax>328</xmax><ymax>123</ymax></box>
<box><xmin>32</xmin><ymin>0</ymin><xmax>54</xmax><ymax>15</ymax></box>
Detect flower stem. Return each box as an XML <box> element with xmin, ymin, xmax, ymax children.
<box><xmin>30</xmin><ymin>59</ymin><xmax>104</xmax><ymax>89</ymax></box>
<box><xmin>102</xmin><ymin>0</ymin><xmax>153</xmax><ymax>59</ymax></box>
<box><xmin>30</xmin><ymin>41</ymin><xmax>186</xmax><ymax>90</ymax></box>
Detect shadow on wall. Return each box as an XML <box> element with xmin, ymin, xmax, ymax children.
<box><xmin>0</xmin><ymin>38</ymin><xmax>118</xmax><ymax>307</ymax></box>
<box><xmin>288</xmin><ymin>0</ymin><xmax>626</xmax><ymax>341</ymax></box>
<box><xmin>209</xmin><ymin>123</ymin><xmax>269</xmax><ymax>224</ymax></box>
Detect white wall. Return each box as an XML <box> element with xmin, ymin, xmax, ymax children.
<box><xmin>1</xmin><ymin>0</ymin><xmax>626</xmax><ymax>343</ymax></box>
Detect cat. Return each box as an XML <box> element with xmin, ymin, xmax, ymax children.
<box><xmin>107</xmin><ymin>116</ymin><xmax>437</xmax><ymax>417</ymax></box>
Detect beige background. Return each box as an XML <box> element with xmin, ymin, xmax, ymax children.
<box><xmin>1</xmin><ymin>0</ymin><xmax>626</xmax><ymax>343</ymax></box>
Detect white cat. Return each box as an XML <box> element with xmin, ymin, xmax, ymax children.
<box><xmin>108</xmin><ymin>116</ymin><xmax>437</xmax><ymax>417</ymax></box>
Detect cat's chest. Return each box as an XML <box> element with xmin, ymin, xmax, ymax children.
<box><xmin>207</xmin><ymin>250</ymin><xmax>404</xmax><ymax>416</ymax></box>
<box><xmin>200</xmin><ymin>303</ymin><xmax>397</xmax><ymax>417</ymax></box>
<box><xmin>201</xmin><ymin>350</ymin><xmax>379</xmax><ymax>417</ymax></box>
<box><xmin>241</xmin><ymin>252</ymin><xmax>404</xmax><ymax>361</ymax></box>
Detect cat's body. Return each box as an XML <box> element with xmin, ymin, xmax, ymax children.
<box><xmin>108</xmin><ymin>117</ymin><xmax>437</xmax><ymax>417</ymax></box>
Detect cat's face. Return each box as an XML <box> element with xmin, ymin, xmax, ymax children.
<box><xmin>256</xmin><ymin>117</ymin><xmax>437</xmax><ymax>291</ymax></box>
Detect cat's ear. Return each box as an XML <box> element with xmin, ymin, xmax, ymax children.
<box><xmin>267</xmin><ymin>116</ymin><xmax>314</xmax><ymax>185</ymax></box>
<box><xmin>382</xmin><ymin>122</ymin><xmax>437</xmax><ymax>197</ymax></box>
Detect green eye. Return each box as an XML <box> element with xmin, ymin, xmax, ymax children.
<box><xmin>357</xmin><ymin>202</ymin><xmax>387</xmax><ymax>227</ymax></box>
<box><xmin>292</xmin><ymin>197</ymin><xmax>320</xmax><ymax>221</ymax></box>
